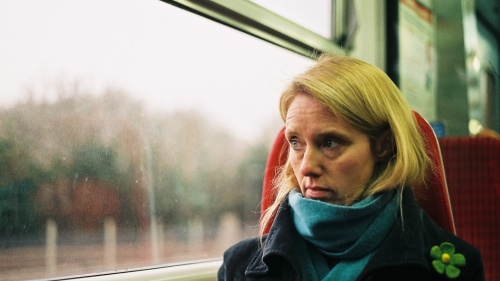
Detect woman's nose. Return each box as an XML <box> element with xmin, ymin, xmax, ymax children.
<box><xmin>300</xmin><ymin>147</ymin><xmax>322</xmax><ymax>177</ymax></box>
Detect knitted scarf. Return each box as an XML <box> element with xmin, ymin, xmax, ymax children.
<box><xmin>289</xmin><ymin>189</ymin><xmax>399</xmax><ymax>281</ymax></box>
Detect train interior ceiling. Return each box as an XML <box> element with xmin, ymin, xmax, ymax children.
<box><xmin>0</xmin><ymin>0</ymin><xmax>498</xmax><ymax>280</ymax></box>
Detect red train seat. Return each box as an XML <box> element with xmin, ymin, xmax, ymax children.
<box><xmin>439</xmin><ymin>136</ymin><xmax>500</xmax><ymax>281</ymax></box>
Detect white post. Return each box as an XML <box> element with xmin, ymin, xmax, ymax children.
<box><xmin>104</xmin><ymin>216</ymin><xmax>117</xmax><ymax>267</ymax></box>
<box><xmin>45</xmin><ymin>218</ymin><xmax>57</xmax><ymax>275</ymax></box>
<box><xmin>156</xmin><ymin>219</ymin><xmax>164</xmax><ymax>259</ymax></box>
<box><xmin>188</xmin><ymin>216</ymin><xmax>203</xmax><ymax>253</ymax></box>
<box><xmin>217</xmin><ymin>213</ymin><xmax>242</xmax><ymax>252</ymax></box>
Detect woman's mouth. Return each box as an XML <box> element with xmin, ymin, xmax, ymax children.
<box><xmin>304</xmin><ymin>187</ymin><xmax>334</xmax><ymax>201</ymax></box>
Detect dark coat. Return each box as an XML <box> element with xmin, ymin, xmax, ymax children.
<box><xmin>218</xmin><ymin>188</ymin><xmax>485</xmax><ymax>281</ymax></box>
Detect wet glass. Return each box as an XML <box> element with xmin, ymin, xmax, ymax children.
<box><xmin>0</xmin><ymin>0</ymin><xmax>313</xmax><ymax>279</ymax></box>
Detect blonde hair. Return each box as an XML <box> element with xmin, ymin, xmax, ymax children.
<box><xmin>260</xmin><ymin>54</ymin><xmax>431</xmax><ymax>236</ymax></box>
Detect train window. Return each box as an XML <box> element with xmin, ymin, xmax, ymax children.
<box><xmin>249</xmin><ymin>0</ymin><xmax>332</xmax><ymax>38</ymax></box>
<box><xmin>0</xmin><ymin>0</ymin><xmax>314</xmax><ymax>279</ymax></box>
<box><xmin>164</xmin><ymin>0</ymin><xmax>343</xmax><ymax>57</ymax></box>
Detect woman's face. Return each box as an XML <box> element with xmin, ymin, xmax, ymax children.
<box><xmin>285</xmin><ymin>94</ymin><xmax>376</xmax><ymax>205</ymax></box>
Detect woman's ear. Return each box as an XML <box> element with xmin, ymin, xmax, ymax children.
<box><xmin>374</xmin><ymin>129</ymin><xmax>395</xmax><ymax>162</ymax></box>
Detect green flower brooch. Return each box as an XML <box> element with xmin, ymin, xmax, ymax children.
<box><xmin>430</xmin><ymin>242</ymin><xmax>466</xmax><ymax>279</ymax></box>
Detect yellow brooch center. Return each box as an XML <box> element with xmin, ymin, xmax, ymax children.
<box><xmin>441</xmin><ymin>253</ymin><xmax>451</xmax><ymax>264</ymax></box>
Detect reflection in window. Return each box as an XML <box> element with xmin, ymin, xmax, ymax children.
<box><xmin>0</xmin><ymin>0</ymin><xmax>313</xmax><ymax>279</ymax></box>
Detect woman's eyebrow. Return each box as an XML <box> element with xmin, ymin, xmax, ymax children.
<box><xmin>284</xmin><ymin>126</ymin><xmax>300</xmax><ymax>137</ymax></box>
<box><xmin>315</xmin><ymin>131</ymin><xmax>350</xmax><ymax>142</ymax></box>
<box><xmin>284</xmin><ymin>128</ymin><xmax>350</xmax><ymax>142</ymax></box>
<box><xmin>315</xmin><ymin>126</ymin><xmax>350</xmax><ymax>137</ymax></box>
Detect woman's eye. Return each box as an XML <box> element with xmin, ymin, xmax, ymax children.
<box><xmin>323</xmin><ymin>139</ymin><xmax>338</xmax><ymax>149</ymax></box>
<box><xmin>289</xmin><ymin>139</ymin><xmax>302</xmax><ymax>150</ymax></box>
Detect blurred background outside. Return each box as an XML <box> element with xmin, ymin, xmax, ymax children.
<box><xmin>0</xmin><ymin>0</ymin><xmax>314</xmax><ymax>279</ymax></box>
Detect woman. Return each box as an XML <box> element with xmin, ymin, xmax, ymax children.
<box><xmin>218</xmin><ymin>55</ymin><xmax>484</xmax><ymax>280</ymax></box>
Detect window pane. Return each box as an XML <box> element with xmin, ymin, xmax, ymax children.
<box><xmin>250</xmin><ymin>0</ymin><xmax>332</xmax><ymax>38</ymax></box>
<box><xmin>0</xmin><ymin>0</ymin><xmax>313</xmax><ymax>279</ymax></box>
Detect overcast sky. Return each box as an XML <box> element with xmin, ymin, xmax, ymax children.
<box><xmin>0</xmin><ymin>0</ymin><xmax>314</xmax><ymax>141</ymax></box>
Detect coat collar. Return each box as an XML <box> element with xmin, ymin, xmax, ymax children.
<box><xmin>245</xmin><ymin>188</ymin><xmax>436</xmax><ymax>278</ymax></box>
<box><xmin>359</xmin><ymin>188</ymin><xmax>433</xmax><ymax>278</ymax></box>
<box><xmin>245</xmin><ymin>198</ymin><xmax>299</xmax><ymax>276</ymax></box>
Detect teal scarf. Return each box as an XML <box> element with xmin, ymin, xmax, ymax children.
<box><xmin>289</xmin><ymin>189</ymin><xmax>399</xmax><ymax>281</ymax></box>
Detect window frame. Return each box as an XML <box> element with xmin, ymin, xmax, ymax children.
<box><xmin>51</xmin><ymin>260</ymin><xmax>221</xmax><ymax>281</ymax></box>
<box><xmin>161</xmin><ymin>0</ymin><xmax>344</xmax><ymax>57</ymax></box>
